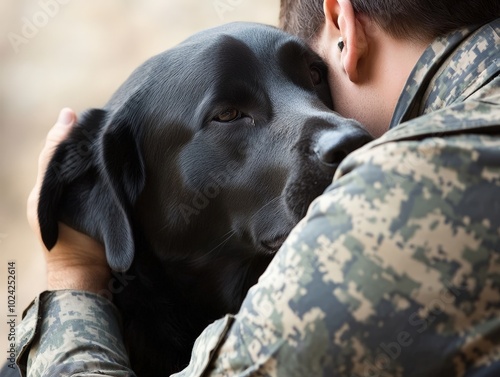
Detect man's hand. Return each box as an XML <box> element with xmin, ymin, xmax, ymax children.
<box><xmin>27</xmin><ymin>108</ymin><xmax>112</xmax><ymax>295</ymax></box>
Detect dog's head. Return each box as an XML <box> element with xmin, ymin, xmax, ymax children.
<box><xmin>39</xmin><ymin>22</ymin><xmax>372</xmax><ymax>274</ymax></box>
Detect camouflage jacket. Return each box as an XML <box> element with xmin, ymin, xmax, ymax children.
<box><xmin>15</xmin><ymin>18</ymin><xmax>500</xmax><ymax>377</ymax></box>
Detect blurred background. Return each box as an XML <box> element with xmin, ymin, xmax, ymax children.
<box><xmin>0</xmin><ymin>0</ymin><xmax>279</xmax><ymax>358</ymax></box>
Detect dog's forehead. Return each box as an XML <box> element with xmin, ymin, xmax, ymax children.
<box><xmin>177</xmin><ymin>22</ymin><xmax>310</xmax><ymax>72</ymax></box>
<box><xmin>185</xmin><ymin>22</ymin><xmax>303</xmax><ymax>53</ymax></box>
<box><xmin>104</xmin><ymin>22</ymin><xmax>323</xmax><ymax>129</ymax></box>
<box><xmin>111</xmin><ymin>22</ymin><xmax>314</xmax><ymax>98</ymax></box>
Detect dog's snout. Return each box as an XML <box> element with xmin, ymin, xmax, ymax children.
<box><xmin>314</xmin><ymin>127</ymin><xmax>372</xmax><ymax>168</ymax></box>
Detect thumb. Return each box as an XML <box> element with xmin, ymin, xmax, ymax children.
<box><xmin>28</xmin><ymin>108</ymin><xmax>77</xmax><ymax>240</ymax></box>
<box><xmin>44</xmin><ymin>108</ymin><xmax>76</xmax><ymax>152</ymax></box>
<box><xmin>37</xmin><ymin>108</ymin><xmax>76</xmax><ymax>184</ymax></box>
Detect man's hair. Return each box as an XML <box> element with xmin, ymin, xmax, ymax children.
<box><xmin>279</xmin><ymin>0</ymin><xmax>325</xmax><ymax>42</ymax></box>
<box><xmin>279</xmin><ymin>0</ymin><xmax>500</xmax><ymax>43</ymax></box>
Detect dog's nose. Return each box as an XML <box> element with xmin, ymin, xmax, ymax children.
<box><xmin>314</xmin><ymin>127</ymin><xmax>372</xmax><ymax>168</ymax></box>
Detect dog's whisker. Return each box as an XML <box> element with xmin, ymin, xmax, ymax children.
<box><xmin>204</xmin><ymin>229</ymin><xmax>238</xmax><ymax>258</ymax></box>
<box><xmin>248</xmin><ymin>195</ymin><xmax>283</xmax><ymax>224</ymax></box>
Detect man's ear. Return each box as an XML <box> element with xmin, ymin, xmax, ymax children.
<box><xmin>323</xmin><ymin>0</ymin><xmax>368</xmax><ymax>82</ymax></box>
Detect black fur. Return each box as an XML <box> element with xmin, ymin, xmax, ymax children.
<box><xmin>34</xmin><ymin>23</ymin><xmax>372</xmax><ymax>376</ymax></box>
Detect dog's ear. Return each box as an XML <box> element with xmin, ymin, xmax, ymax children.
<box><xmin>98</xmin><ymin>109</ymin><xmax>146</xmax><ymax>271</ymax></box>
<box><xmin>38</xmin><ymin>108</ymin><xmax>145</xmax><ymax>272</ymax></box>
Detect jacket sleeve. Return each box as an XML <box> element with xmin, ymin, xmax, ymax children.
<box><xmin>16</xmin><ymin>290</ymin><xmax>233</xmax><ymax>377</ymax></box>
<box><xmin>16</xmin><ymin>290</ymin><xmax>136</xmax><ymax>377</ymax></box>
<box><xmin>204</xmin><ymin>137</ymin><xmax>500</xmax><ymax>376</ymax></box>
<box><xmin>17</xmin><ymin>137</ymin><xmax>500</xmax><ymax>377</ymax></box>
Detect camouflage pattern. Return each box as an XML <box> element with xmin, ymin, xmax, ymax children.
<box><xmin>15</xmin><ymin>290</ymin><xmax>134</xmax><ymax>376</ymax></box>
<box><xmin>16</xmin><ymin>18</ymin><xmax>500</xmax><ymax>377</ymax></box>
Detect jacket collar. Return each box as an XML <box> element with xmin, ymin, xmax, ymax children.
<box><xmin>390</xmin><ymin>18</ymin><xmax>500</xmax><ymax>130</ymax></box>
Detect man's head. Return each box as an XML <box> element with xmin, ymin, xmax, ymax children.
<box><xmin>280</xmin><ymin>0</ymin><xmax>500</xmax><ymax>45</ymax></box>
<box><xmin>280</xmin><ymin>0</ymin><xmax>500</xmax><ymax>137</ymax></box>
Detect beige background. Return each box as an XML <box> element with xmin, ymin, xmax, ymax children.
<box><xmin>0</xmin><ymin>0</ymin><xmax>279</xmax><ymax>360</ymax></box>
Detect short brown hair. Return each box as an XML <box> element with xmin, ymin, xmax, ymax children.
<box><xmin>279</xmin><ymin>0</ymin><xmax>325</xmax><ymax>42</ymax></box>
<box><xmin>279</xmin><ymin>0</ymin><xmax>500</xmax><ymax>43</ymax></box>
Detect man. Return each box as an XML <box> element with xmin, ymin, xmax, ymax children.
<box><xmin>16</xmin><ymin>0</ymin><xmax>500</xmax><ymax>376</ymax></box>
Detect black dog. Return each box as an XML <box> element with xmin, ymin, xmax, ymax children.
<box><xmin>28</xmin><ymin>22</ymin><xmax>372</xmax><ymax>376</ymax></box>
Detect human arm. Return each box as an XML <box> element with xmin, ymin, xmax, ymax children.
<box><xmin>17</xmin><ymin>291</ymin><xmax>134</xmax><ymax>377</ymax></box>
<box><xmin>26</xmin><ymin>108</ymin><xmax>111</xmax><ymax>294</ymax></box>
<box><xmin>201</xmin><ymin>134</ymin><xmax>500</xmax><ymax>376</ymax></box>
<box><xmin>19</xmin><ymin>112</ymin><xmax>500</xmax><ymax>376</ymax></box>
<box><xmin>17</xmin><ymin>109</ymin><xmax>135</xmax><ymax>377</ymax></box>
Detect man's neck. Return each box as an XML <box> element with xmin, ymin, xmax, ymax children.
<box><xmin>311</xmin><ymin>19</ymin><xmax>430</xmax><ymax>137</ymax></box>
<box><xmin>363</xmin><ymin>33</ymin><xmax>430</xmax><ymax>136</ymax></box>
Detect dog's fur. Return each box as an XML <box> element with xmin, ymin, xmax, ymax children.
<box><xmin>31</xmin><ymin>23</ymin><xmax>372</xmax><ymax>376</ymax></box>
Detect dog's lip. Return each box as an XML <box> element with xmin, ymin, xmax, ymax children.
<box><xmin>261</xmin><ymin>234</ymin><xmax>289</xmax><ymax>253</ymax></box>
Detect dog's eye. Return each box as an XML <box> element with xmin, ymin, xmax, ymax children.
<box><xmin>214</xmin><ymin>109</ymin><xmax>242</xmax><ymax>122</ymax></box>
<box><xmin>310</xmin><ymin>66</ymin><xmax>322</xmax><ymax>86</ymax></box>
